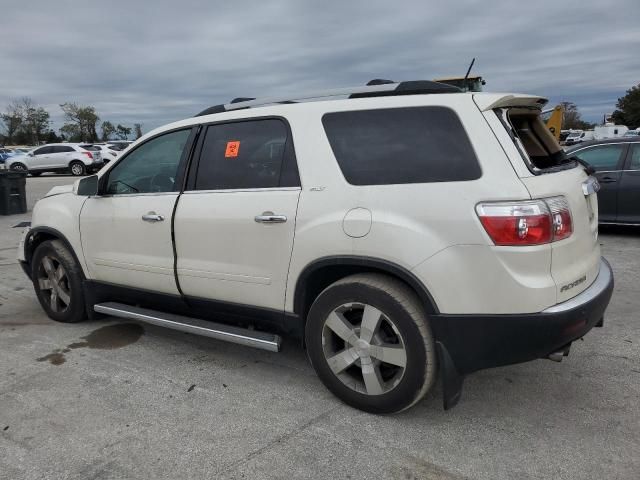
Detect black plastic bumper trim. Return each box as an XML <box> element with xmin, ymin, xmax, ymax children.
<box><xmin>431</xmin><ymin>257</ymin><xmax>614</xmax><ymax>376</ymax></box>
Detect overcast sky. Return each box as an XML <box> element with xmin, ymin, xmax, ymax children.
<box><xmin>2</xmin><ymin>0</ymin><xmax>638</xmax><ymax>134</ymax></box>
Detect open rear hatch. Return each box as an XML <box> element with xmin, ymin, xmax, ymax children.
<box><xmin>476</xmin><ymin>94</ymin><xmax>601</xmax><ymax>304</ymax></box>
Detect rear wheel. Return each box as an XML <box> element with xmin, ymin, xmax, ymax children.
<box><xmin>32</xmin><ymin>240</ymin><xmax>86</xmax><ymax>323</ymax></box>
<box><xmin>305</xmin><ymin>274</ymin><xmax>437</xmax><ymax>414</ymax></box>
<box><xmin>69</xmin><ymin>161</ymin><xmax>86</xmax><ymax>176</ymax></box>
<box><xmin>10</xmin><ymin>162</ymin><xmax>27</xmax><ymax>173</ymax></box>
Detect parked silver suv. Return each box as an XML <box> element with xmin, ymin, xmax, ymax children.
<box><xmin>18</xmin><ymin>80</ymin><xmax>614</xmax><ymax>413</ymax></box>
<box><xmin>8</xmin><ymin>143</ymin><xmax>103</xmax><ymax>176</ymax></box>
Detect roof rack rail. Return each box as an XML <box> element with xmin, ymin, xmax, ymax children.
<box><xmin>195</xmin><ymin>80</ymin><xmax>461</xmax><ymax>117</ymax></box>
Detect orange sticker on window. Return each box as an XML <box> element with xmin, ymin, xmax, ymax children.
<box><xmin>225</xmin><ymin>141</ymin><xmax>240</xmax><ymax>158</ymax></box>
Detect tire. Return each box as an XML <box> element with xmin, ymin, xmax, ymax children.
<box><xmin>31</xmin><ymin>240</ymin><xmax>86</xmax><ymax>323</ymax></box>
<box><xmin>305</xmin><ymin>273</ymin><xmax>437</xmax><ymax>414</ymax></box>
<box><xmin>10</xmin><ymin>162</ymin><xmax>27</xmax><ymax>173</ymax></box>
<box><xmin>69</xmin><ymin>161</ymin><xmax>86</xmax><ymax>176</ymax></box>
<box><xmin>30</xmin><ymin>171</ymin><xmax>42</xmax><ymax>177</ymax></box>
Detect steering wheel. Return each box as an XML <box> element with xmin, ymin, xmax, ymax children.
<box><xmin>150</xmin><ymin>173</ymin><xmax>174</xmax><ymax>192</ymax></box>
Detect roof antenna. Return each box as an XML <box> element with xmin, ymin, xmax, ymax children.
<box><xmin>463</xmin><ymin>58</ymin><xmax>475</xmax><ymax>92</ymax></box>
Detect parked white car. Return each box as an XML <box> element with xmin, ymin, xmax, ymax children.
<box><xmin>79</xmin><ymin>144</ymin><xmax>120</xmax><ymax>163</ymax></box>
<box><xmin>7</xmin><ymin>143</ymin><xmax>103</xmax><ymax>176</ymax></box>
<box><xmin>17</xmin><ymin>80</ymin><xmax>614</xmax><ymax>413</ymax></box>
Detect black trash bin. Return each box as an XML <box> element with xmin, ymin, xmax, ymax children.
<box><xmin>0</xmin><ymin>171</ymin><xmax>28</xmax><ymax>215</ymax></box>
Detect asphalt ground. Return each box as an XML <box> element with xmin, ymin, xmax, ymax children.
<box><xmin>0</xmin><ymin>176</ymin><xmax>638</xmax><ymax>479</ymax></box>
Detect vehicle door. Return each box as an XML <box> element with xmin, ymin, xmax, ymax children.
<box><xmin>80</xmin><ymin>128</ymin><xmax>195</xmax><ymax>294</ymax></box>
<box><xmin>28</xmin><ymin>146</ymin><xmax>54</xmax><ymax>169</ymax></box>
<box><xmin>571</xmin><ymin>143</ymin><xmax>627</xmax><ymax>223</ymax></box>
<box><xmin>174</xmin><ymin>118</ymin><xmax>301</xmax><ymax>311</ymax></box>
<box><xmin>51</xmin><ymin>145</ymin><xmax>75</xmax><ymax>168</ymax></box>
<box><xmin>617</xmin><ymin>142</ymin><xmax>640</xmax><ymax>224</ymax></box>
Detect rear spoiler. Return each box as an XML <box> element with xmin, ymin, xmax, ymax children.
<box><xmin>473</xmin><ymin>94</ymin><xmax>548</xmax><ymax>111</ymax></box>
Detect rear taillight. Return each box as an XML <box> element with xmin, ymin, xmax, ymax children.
<box><xmin>476</xmin><ymin>196</ymin><xmax>572</xmax><ymax>246</ymax></box>
<box><xmin>546</xmin><ymin>196</ymin><xmax>573</xmax><ymax>241</ymax></box>
<box><xmin>82</xmin><ymin>151</ymin><xmax>93</xmax><ymax>160</ymax></box>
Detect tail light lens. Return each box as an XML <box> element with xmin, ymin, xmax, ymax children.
<box><xmin>476</xmin><ymin>196</ymin><xmax>572</xmax><ymax>246</ymax></box>
<box><xmin>82</xmin><ymin>151</ymin><xmax>93</xmax><ymax>160</ymax></box>
<box><xmin>546</xmin><ymin>196</ymin><xmax>573</xmax><ymax>241</ymax></box>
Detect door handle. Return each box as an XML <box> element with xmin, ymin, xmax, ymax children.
<box><xmin>142</xmin><ymin>212</ymin><xmax>164</xmax><ymax>222</ymax></box>
<box><xmin>255</xmin><ymin>212</ymin><xmax>287</xmax><ymax>223</ymax></box>
<box><xmin>599</xmin><ymin>176</ymin><xmax>617</xmax><ymax>184</ymax></box>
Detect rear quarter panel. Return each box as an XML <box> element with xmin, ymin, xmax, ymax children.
<box><xmin>284</xmin><ymin>95</ymin><xmax>553</xmax><ymax>314</ymax></box>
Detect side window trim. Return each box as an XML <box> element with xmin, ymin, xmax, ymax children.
<box><xmin>185</xmin><ymin>115</ymin><xmax>300</xmax><ymax>191</ymax></box>
<box><xmin>623</xmin><ymin>143</ymin><xmax>640</xmax><ymax>171</ymax></box>
<box><xmin>99</xmin><ymin>126</ymin><xmax>197</xmax><ymax>196</ymax></box>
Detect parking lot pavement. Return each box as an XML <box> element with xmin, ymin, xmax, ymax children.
<box><xmin>1</xmin><ymin>177</ymin><xmax>639</xmax><ymax>480</ymax></box>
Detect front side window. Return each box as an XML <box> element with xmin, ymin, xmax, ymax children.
<box><xmin>322</xmin><ymin>107</ymin><xmax>481</xmax><ymax>185</ymax></box>
<box><xmin>573</xmin><ymin>145</ymin><xmax>625</xmax><ymax>171</ymax></box>
<box><xmin>194</xmin><ymin>119</ymin><xmax>297</xmax><ymax>190</ymax></box>
<box><xmin>33</xmin><ymin>146</ymin><xmax>52</xmax><ymax>155</ymax></box>
<box><xmin>105</xmin><ymin>129</ymin><xmax>191</xmax><ymax>194</ymax></box>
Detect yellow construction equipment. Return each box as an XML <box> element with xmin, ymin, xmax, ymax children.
<box><xmin>545</xmin><ymin>105</ymin><xmax>564</xmax><ymax>141</ymax></box>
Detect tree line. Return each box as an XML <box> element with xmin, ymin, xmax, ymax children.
<box><xmin>0</xmin><ymin>98</ymin><xmax>143</xmax><ymax>145</ymax></box>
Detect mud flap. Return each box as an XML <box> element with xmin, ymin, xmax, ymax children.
<box><xmin>436</xmin><ymin>341</ymin><xmax>464</xmax><ymax>410</ymax></box>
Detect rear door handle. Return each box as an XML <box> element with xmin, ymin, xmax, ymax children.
<box><xmin>255</xmin><ymin>212</ymin><xmax>287</xmax><ymax>223</ymax></box>
<box><xmin>142</xmin><ymin>212</ymin><xmax>164</xmax><ymax>222</ymax></box>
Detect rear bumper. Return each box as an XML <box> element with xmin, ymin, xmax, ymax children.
<box><xmin>431</xmin><ymin>257</ymin><xmax>614</xmax><ymax>375</ymax></box>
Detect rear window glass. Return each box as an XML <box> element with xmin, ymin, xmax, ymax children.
<box><xmin>499</xmin><ymin>109</ymin><xmax>574</xmax><ymax>172</ymax></box>
<box><xmin>322</xmin><ymin>107</ymin><xmax>481</xmax><ymax>185</ymax></box>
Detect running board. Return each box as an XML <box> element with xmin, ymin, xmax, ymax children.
<box><xmin>94</xmin><ymin>302</ymin><xmax>281</xmax><ymax>352</ymax></box>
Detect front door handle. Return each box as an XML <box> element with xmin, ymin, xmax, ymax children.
<box><xmin>599</xmin><ymin>176</ymin><xmax>617</xmax><ymax>184</ymax></box>
<box><xmin>255</xmin><ymin>212</ymin><xmax>287</xmax><ymax>223</ymax></box>
<box><xmin>142</xmin><ymin>212</ymin><xmax>165</xmax><ymax>222</ymax></box>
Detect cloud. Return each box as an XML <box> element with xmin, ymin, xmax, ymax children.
<box><xmin>2</xmin><ymin>0</ymin><xmax>638</xmax><ymax>132</ymax></box>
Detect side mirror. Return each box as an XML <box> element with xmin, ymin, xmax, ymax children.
<box><xmin>75</xmin><ymin>175</ymin><xmax>99</xmax><ymax>196</ymax></box>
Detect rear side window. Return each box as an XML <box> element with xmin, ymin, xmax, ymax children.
<box><xmin>194</xmin><ymin>119</ymin><xmax>299</xmax><ymax>190</ymax></box>
<box><xmin>572</xmin><ymin>145</ymin><xmax>625</xmax><ymax>171</ymax></box>
<box><xmin>322</xmin><ymin>107</ymin><xmax>481</xmax><ymax>185</ymax></box>
<box><xmin>53</xmin><ymin>146</ymin><xmax>74</xmax><ymax>153</ymax></box>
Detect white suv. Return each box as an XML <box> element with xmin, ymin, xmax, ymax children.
<box><xmin>17</xmin><ymin>81</ymin><xmax>614</xmax><ymax>413</ymax></box>
<box><xmin>8</xmin><ymin>143</ymin><xmax>103</xmax><ymax>176</ymax></box>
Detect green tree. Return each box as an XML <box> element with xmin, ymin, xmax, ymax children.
<box><xmin>1</xmin><ymin>100</ymin><xmax>23</xmax><ymax>144</ymax></box>
<box><xmin>116</xmin><ymin>124</ymin><xmax>131</xmax><ymax>140</ymax></box>
<box><xmin>134</xmin><ymin>123</ymin><xmax>143</xmax><ymax>139</ymax></box>
<box><xmin>60</xmin><ymin>123</ymin><xmax>81</xmax><ymax>142</ymax></box>
<box><xmin>560</xmin><ymin>101</ymin><xmax>594</xmax><ymax>130</ymax></box>
<box><xmin>101</xmin><ymin>121</ymin><xmax>116</xmax><ymax>141</ymax></box>
<box><xmin>60</xmin><ymin>103</ymin><xmax>100</xmax><ymax>142</ymax></box>
<box><xmin>610</xmin><ymin>83</ymin><xmax>640</xmax><ymax>128</ymax></box>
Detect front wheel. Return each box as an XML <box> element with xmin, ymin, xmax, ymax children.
<box><xmin>305</xmin><ymin>274</ymin><xmax>437</xmax><ymax>414</ymax></box>
<box><xmin>69</xmin><ymin>161</ymin><xmax>86</xmax><ymax>176</ymax></box>
<box><xmin>10</xmin><ymin>162</ymin><xmax>27</xmax><ymax>173</ymax></box>
<box><xmin>32</xmin><ymin>240</ymin><xmax>86</xmax><ymax>323</ymax></box>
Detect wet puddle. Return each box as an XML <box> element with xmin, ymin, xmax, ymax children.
<box><xmin>37</xmin><ymin>323</ymin><xmax>144</xmax><ymax>365</ymax></box>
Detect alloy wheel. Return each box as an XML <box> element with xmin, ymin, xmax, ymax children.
<box><xmin>71</xmin><ymin>163</ymin><xmax>84</xmax><ymax>175</ymax></box>
<box><xmin>37</xmin><ymin>255</ymin><xmax>71</xmax><ymax>313</ymax></box>
<box><xmin>321</xmin><ymin>302</ymin><xmax>407</xmax><ymax>396</ymax></box>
